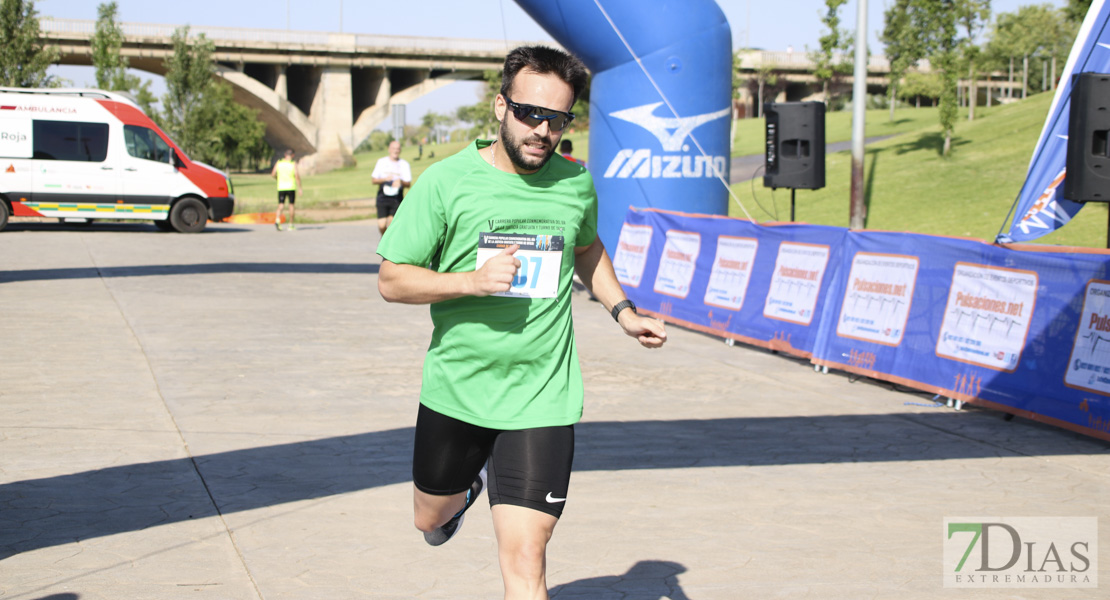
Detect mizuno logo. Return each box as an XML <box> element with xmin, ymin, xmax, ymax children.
<box><xmin>604</xmin><ymin>102</ymin><xmax>730</xmax><ymax>180</ymax></box>
<box><xmin>545</xmin><ymin>492</ymin><xmax>566</xmax><ymax>503</ymax></box>
<box><xmin>603</xmin><ymin>150</ymin><xmax>727</xmax><ymax>180</ymax></box>
<box><xmin>608</xmin><ymin>102</ymin><xmax>730</xmax><ymax>152</ymax></box>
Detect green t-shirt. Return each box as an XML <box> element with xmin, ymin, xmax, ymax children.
<box><xmin>377</xmin><ymin>139</ymin><xmax>598</xmax><ymax>429</ymax></box>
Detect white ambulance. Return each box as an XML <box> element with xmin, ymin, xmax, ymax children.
<box><xmin>0</xmin><ymin>87</ymin><xmax>234</xmax><ymax>233</ymax></box>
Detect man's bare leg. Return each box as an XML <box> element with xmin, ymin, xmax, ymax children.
<box><xmin>413</xmin><ymin>486</ymin><xmax>468</xmax><ymax>533</ymax></box>
<box><xmin>492</xmin><ymin>504</ymin><xmax>558</xmax><ymax>600</ymax></box>
<box><xmin>378</xmin><ymin>215</ymin><xmax>395</xmax><ymax>235</ymax></box>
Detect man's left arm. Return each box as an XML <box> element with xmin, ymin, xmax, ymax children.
<box><xmin>574</xmin><ymin>238</ymin><xmax>666</xmax><ymax>348</ymax></box>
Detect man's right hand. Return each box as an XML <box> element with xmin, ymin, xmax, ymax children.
<box><xmin>469</xmin><ymin>244</ymin><xmax>520</xmax><ymax>296</ymax></box>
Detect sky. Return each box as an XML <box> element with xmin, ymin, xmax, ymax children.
<box><xmin>40</xmin><ymin>0</ymin><xmax>1067</xmax><ymax>127</ymax></box>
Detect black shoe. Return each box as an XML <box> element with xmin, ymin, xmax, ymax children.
<box><xmin>424</xmin><ymin>466</ymin><xmax>487</xmax><ymax>546</ymax></box>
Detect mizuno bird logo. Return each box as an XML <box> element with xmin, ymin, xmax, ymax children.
<box><xmin>609</xmin><ymin>102</ymin><xmax>731</xmax><ymax>151</ymax></box>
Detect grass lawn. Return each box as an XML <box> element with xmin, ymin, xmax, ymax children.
<box><xmin>229</xmin><ymin>131</ymin><xmax>592</xmax><ymax>214</ymax></box>
<box><xmin>227</xmin><ymin>96</ymin><xmax>1108</xmax><ymax>248</ymax></box>
<box><xmin>731</xmin><ymin>106</ymin><xmax>944</xmax><ymax>157</ymax></box>
<box><xmin>729</xmin><ymin>92</ymin><xmax>1109</xmax><ymax>249</ymax></box>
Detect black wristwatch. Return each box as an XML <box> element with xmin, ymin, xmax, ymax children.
<box><xmin>611</xmin><ymin>299</ymin><xmax>636</xmax><ymax>322</ymax></box>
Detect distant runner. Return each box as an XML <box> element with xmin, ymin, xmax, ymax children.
<box><xmin>371</xmin><ymin>140</ymin><xmax>412</xmax><ymax>234</ymax></box>
<box><xmin>271</xmin><ymin>149</ymin><xmax>301</xmax><ymax>231</ymax></box>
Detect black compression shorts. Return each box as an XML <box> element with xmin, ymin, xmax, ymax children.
<box><xmin>412</xmin><ymin>403</ymin><xmax>574</xmax><ymax>519</ymax></box>
<box><xmin>376</xmin><ymin>195</ymin><xmax>401</xmax><ymax>217</ymax></box>
<box><xmin>277</xmin><ymin>190</ymin><xmax>296</xmax><ymax>205</ymax></box>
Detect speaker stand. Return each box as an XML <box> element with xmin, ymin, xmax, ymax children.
<box><xmin>790</xmin><ymin>188</ymin><xmax>797</xmax><ymax>222</ymax></box>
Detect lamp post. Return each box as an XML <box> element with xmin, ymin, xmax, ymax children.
<box><xmin>849</xmin><ymin>0</ymin><xmax>868</xmax><ymax>230</ymax></box>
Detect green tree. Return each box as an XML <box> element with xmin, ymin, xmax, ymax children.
<box><xmin>158</xmin><ymin>26</ymin><xmax>266</xmax><ymax>170</ymax></box>
<box><xmin>955</xmin><ymin>0</ymin><xmax>990</xmax><ymax>121</ymax></box>
<box><xmin>159</xmin><ymin>27</ymin><xmax>216</xmax><ymax>156</ymax></box>
<box><xmin>810</xmin><ymin>0</ymin><xmax>854</xmax><ymax>106</ymax></box>
<box><xmin>745</xmin><ymin>66</ymin><xmax>788</xmax><ymax>118</ymax></box>
<box><xmin>881</xmin><ymin>0</ymin><xmax>926</xmax><ymax>120</ymax></box>
<box><xmin>898</xmin><ymin>71</ymin><xmax>944</xmax><ymax>105</ymax></box>
<box><xmin>927</xmin><ymin>1</ymin><xmax>960</xmax><ymax>156</ymax></box>
<box><xmin>456</xmin><ymin>69</ymin><xmax>501</xmax><ymax>138</ymax></box>
<box><xmin>985</xmin><ymin>5</ymin><xmax>1072</xmax><ymax>97</ymax></box>
<box><xmin>421</xmin><ymin>110</ymin><xmax>440</xmax><ymax>140</ymax></box>
<box><xmin>422</xmin><ymin>110</ymin><xmax>457</xmax><ymax>143</ymax></box>
<box><xmin>1065</xmin><ymin>0</ymin><xmax>1094</xmax><ymax>24</ymax></box>
<box><xmin>0</xmin><ymin>0</ymin><xmax>58</xmax><ymax>87</ymax></box>
<box><xmin>205</xmin><ymin>80</ymin><xmax>267</xmax><ymax>170</ymax></box>
<box><xmin>890</xmin><ymin>0</ymin><xmax>960</xmax><ymax>155</ymax></box>
<box><xmin>90</xmin><ymin>2</ymin><xmax>155</xmax><ymax>113</ymax></box>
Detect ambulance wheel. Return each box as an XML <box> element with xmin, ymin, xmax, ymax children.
<box><xmin>170</xmin><ymin>198</ymin><xmax>207</xmax><ymax>233</ymax></box>
<box><xmin>0</xmin><ymin>201</ymin><xmax>8</xmax><ymax>232</ymax></box>
<box><xmin>153</xmin><ymin>219</ymin><xmax>175</xmax><ymax>232</ymax></box>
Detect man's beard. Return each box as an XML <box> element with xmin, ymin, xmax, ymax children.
<box><xmin>500</xmin><ymin>118</ymin><xmax>556</xmax><ymax>172</ymax></box>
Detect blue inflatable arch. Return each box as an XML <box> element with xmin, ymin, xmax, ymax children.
<box><xmin>514</xmin><ymin>0</ymin><xmax>734</xmax><ymax>251</ymax></box>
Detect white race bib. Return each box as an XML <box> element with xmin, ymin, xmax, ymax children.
<box><xmin>475</xmin><ymin>232</ymin><xmax>564</xmax><ymax>299</ymax></box>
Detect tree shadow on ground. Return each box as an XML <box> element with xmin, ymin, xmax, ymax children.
<box><xmin>2</xmin><ymin>222</ymin><xmax>250</xmax><ymax>234</ymax></box>
<box><xmin>550</xmin><ymin>560</ymin><xmax>690</xmax><ymax>599</ymax></box>
<box><xmin>863</xmin><ymin>148</ymin><xmax>880</xmax><ymax>228</ymax></box>
<box><xmin>0</xmin><ymin>262</ymin><xmax>378</xmax><ymax>284</ymax></box>
<box><xmin>888</xmin><ymin>132</ymin><xmax>971</xmax><ymax>156</ymax></box>
<box><xmin>2</xmin><ymin>409</ymin><xmax>1105</xmax><ymax>559</ymax></box>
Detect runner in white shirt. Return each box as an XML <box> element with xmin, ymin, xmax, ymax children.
<box><xmin>371</xmin><ymin>141</ymin><xmax>412</xmax><ymax>234</ymax></box>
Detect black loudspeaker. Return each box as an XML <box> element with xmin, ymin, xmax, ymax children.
<box><xmin>1064</xmin><ymin>73</ymin><xmax>1110</xmax><ymax>202</ymax></box>
<box><xmin>763</xmin><ymin>101</ymin><xmax>826</xmax><ymax>190</ymax></box>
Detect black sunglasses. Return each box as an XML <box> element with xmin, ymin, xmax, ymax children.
<box><xmin>504</xmin><ymin>96</ymin><xmax>575</xmax><ymax>132</ymax></box>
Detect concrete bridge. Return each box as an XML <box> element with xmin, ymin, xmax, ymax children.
<box><xmin>734</xmin><ymin>49</ymin><xmax>1025</xmax><ymax>117</ymax></box>
<box><xmin>41</xmin><ymin>18</ymin><xmax>533</xmax><ymax>173</ymax></box>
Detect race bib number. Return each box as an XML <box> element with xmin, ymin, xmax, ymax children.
<box><xmin>475</xmin><ymin>232</ymin><xmax>564</xmax><ymax>298</ymax></box>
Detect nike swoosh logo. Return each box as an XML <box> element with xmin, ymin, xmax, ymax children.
<box><xmin>545</xmin><ymin>492</ymin><xmax>566</xmax><ymax>503</ymax></box>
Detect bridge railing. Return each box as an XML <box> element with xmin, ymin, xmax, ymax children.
<box><xmin>41</xmin><ymin>17</ymin><xmax>533</xmax><ymax>55</ymax></box>
<box><xmin>736</xmin><ymin>50</ymin><xmax>895</xmax><ymax>72</ymax></box>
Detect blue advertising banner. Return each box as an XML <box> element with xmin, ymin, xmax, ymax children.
<box><xmin>614</xmin><ymin>208</ymin><xmax>846</xmax><ymax>357</ymax></box>
<box><xmin>615</xmin><ymin>208</ymin><xmax>1110</xmax><ymax>442</ymax></box>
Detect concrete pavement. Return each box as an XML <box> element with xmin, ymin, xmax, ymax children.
<box><xmin>1</xmin><ymin>220</ymin><xmax>1107</xmax><ymax>599</ymax></box>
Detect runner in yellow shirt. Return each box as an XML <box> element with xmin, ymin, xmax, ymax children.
<box><xmin>271</xmin><ymin>149</ymin><xmax>301</xmax><ymax>231</ymax></box>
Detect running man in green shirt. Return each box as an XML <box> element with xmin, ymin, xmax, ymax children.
<box><xmin>271</xmin><ymin>149</ymin><xmax>301</xmax><ymax>231</ymax></box>
<box><xmin>377</xmin><ymin>46</ymin><xmax>666</xmax><ymax>599</ymax></box>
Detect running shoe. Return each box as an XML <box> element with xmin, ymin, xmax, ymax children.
<box><xmin>274</xmin><ymin>220</ymin><xmax>282</xmax><ymax>231</ymax></box>
<box><xmin>288</xmin><ymin>223</ymin><xmax>296</xmax><ymax>231</ymax></box>
<box><xmin>424</xmin><ymin>466</ymin><xmax>487</xmax><ymax>546</ymax></box>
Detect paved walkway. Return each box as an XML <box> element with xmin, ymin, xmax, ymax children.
<box><xmin>1</xmin><ymin>220</ymin><xmax>1107</xmax><ymax>599</ymax></box>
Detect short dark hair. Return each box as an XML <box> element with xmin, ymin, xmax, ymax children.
<box><xmin>500</xmin><ymin>46</ymin><xmax>589</xmax><ymax>106</ymax></box>
<box><xmin>560</xmin><ymin>139</ymin><xmax>573</xmax><ymax>153</ymax></box>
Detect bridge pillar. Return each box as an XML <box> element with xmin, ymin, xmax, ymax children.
<box><xmin>275</xmin><ymin>65</ymin><xmax>288</xmax><ymax>100</ymax></box>
<box><xmin>301</xmin><ymin>66</ymin><xmax>357</xmax><ymax>175</ymax></box>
